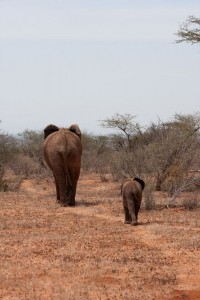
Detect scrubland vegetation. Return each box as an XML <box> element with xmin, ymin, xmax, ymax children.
<box><xmin>1</xmin><ymin>113</ymin><xmax>199</xmax><ymax>209</ymax></box>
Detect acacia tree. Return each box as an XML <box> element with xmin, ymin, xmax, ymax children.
<box><xmin>176</xmin><ymin>16</ymin><xmax>200</xmax><ymax>44</ymax></box>
<box><xmin>99</xmin><ymin>114</ymin><xmax>147</xmax><ymax>179</ymax></box>
<box><xmin>100</xmin><ymin>113</ymin><xmax>142</xmax><ymax>152</ymax></box>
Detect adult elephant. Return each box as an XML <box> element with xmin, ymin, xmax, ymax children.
<box><xmin>43</xmin><ymin>124</ymin><xmax>82</xmax><ymax>206</ymax></box>
<box><xmin>121</xmin><ymin>177</ymin><xmax>145</xmax><ymax>226</ymax></box>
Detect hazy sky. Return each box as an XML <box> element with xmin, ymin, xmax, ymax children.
<box><xmin>0</xmin><ymin>0</ymin><xmax>200</xmax><ymax>135</ymax></box>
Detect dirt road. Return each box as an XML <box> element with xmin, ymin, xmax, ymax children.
<box><xmin>0</xmin><ymin>173</ymin><xmax>199</xmax><ymax>299</ymax></box>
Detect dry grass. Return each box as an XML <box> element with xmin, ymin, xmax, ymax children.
<box><xmin>0</xmin><ymin>172</ymin><xmax>200</xmax><ymax>299</ymax></box>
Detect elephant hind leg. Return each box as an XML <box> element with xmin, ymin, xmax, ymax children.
<box><xmin>133</xmin><ymin>198</ymin><xmax>141</xmax><ymax>225</ymax></box>
<box><xmin>67</xmin><ymin>181</ymin><xmax>77</xmax><ymax>206</ymax></box>
<box><xmin>127</xmin><ymin>200</ymin><xmax>138</xmax><ymax>226</ymax></box>
<box><xmin>54</xmin><ymin>176</ymin><xmax>60</xmax><ymax>200</ymax></box>
<box><xmin>53</xmin><ymin>170</ymin><xmax>67</xmax><ymax>205</ymax></box>
<box><xmin>66</xmin><ymin>181</ymin><xmax>72</xmax><ymax>199</ymax></box>
<box><xmin>67</xmin><ymin>171</ymin><xmax>79</xmax><ymax>206</ymax></box>
<box><xmin>135</xmin><ymin>204</ymin><xmax>141</xmax><ymax>222</ymax></box>
<box><xmin>124</xmin><ymin>205</ymin><xmax>131</xmax><ymax>224</ymax></box>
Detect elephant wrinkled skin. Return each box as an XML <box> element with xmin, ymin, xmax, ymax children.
<box><xmin>121</xmin><ymin>177</ymin><xmax>145</xmax><ymax>226</ymax></box>
<box><xmin>43</xmin><ymin>124</ymin><xmax>82</xmax><ymax>206</ymax></box>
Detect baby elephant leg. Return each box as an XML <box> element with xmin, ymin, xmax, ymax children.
<box><xmin>124</xmin><ymin>205</ymin><xmax>131</xmax><ymax>224</ymax></box>
<box><xmin>127</xmin><ymin>201</ymin><xmax>138</xmax><ymax>226</ymax></box>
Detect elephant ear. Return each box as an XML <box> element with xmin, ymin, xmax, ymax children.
<box><xmin>69</xmin><ymin>124</ymin><xmax>82</xmax><ymax>139</ymax></box>
<box><xmin>134</xmin><ymin>177</ymin><xmax>145</xmax><ymax>190</ymax></box>
<box><xmin>44</xmin><ymin>124</ymin><xmax>59</xmax><ymax>139</ymax></box>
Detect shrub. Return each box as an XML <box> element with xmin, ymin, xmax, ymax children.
<box><xmin>183</xmin><ymin>195</ymin><xmax>199</xmax><ymax>210</ymax></box>
<box><xmin>143</xmin><ymin>183</ymin><xmax>155</xmax><ymax>210</ymax></box>
<box><xmin>9</xmin><ymin>154</ymin><xmax>45</xmax><ymax>177</ymax></box>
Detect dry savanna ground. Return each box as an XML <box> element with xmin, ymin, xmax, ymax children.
<box><xmin>0</xmin><ymin>172</ymin><xmax>200</xmax><ymax>300</ymax></box>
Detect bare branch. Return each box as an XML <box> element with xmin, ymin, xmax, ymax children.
<box><xmin>176</xmin><ymin>16</ymin><xmax>200</xmax><ymax>44</ymax></box>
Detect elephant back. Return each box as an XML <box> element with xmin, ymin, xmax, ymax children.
<box><xmin>121</xmin><ymin>179</ymin><xmax>144</xmax><ymax>196</ymax></box>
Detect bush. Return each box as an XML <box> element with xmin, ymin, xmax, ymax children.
<box><xmin>143</xmin><ymin>183</ymin><xmax>155</xmax><ymax>210</ymax></box>
<box><xmin>0</xmin><ymin>167</ymin><xmax>23</xmax><ymax>191</ymax></box>
<box><xmin>183</xmin><ymin>195</ymin><xmax>199</xmax><ymax>210</ymax></box>
<box><xmin>9</xmin><ymin>154</ymin><xmax>45</xmax><ymax>177</ymax></box>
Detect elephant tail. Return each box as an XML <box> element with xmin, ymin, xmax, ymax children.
<box><xmin>55</xmin><ymin>149</ymin><xmax>72</xmax><ymax>193</ymax></box>
<box><xmin>120</xmin><ymin>184</ymin><xmax>123</xmax><ymax>195</ymax></box>
<box><xmin>61</xmin><ymin>153</ymin><xmax>73</xmax><ymax>190</ymax></box>
<box><xmin>65</xmin><ymin>167</ymin><xmax>72</xmax><ymax>189</ymax></box>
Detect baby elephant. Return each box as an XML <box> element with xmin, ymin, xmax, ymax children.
<box><xmin>121</xmin><ymin>177</ymin><xmax>145</xmax><ymax>226</ymax></box>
